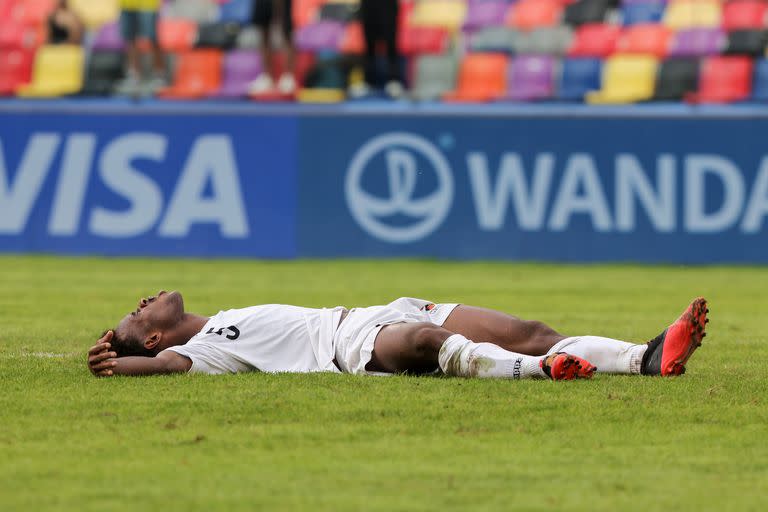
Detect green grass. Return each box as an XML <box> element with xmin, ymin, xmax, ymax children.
<box><xmin>1</xmin><ymin>256</ymin><xmax>767</xmax><ymax>511</ymax></box>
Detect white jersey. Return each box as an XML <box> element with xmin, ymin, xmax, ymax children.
<box><xmin>164</xmin><ymin>305</ymin><xmax>345</xmax><ymax>375</ymax></box>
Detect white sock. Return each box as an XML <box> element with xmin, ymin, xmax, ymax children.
<box><xmin>438</xmin><ymin>334</ymin><xmax>547</xmax><ymax>379</ymax></box>
<box><xmin>547</xmin><ymin>336</ymin><xmax>647</xmax><ymax>374</ymax></box>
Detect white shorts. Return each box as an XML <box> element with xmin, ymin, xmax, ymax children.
<box><xmin>333</xmin><ymin>297</ymin><xmax>460</xmax><ymax>375</ymax></box>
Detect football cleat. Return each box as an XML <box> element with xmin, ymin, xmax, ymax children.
<box><xmin>642</xmin><ymin>297</ymin><xmax>708</xmax><ymax>376</ymax></box>
<box><xmin>540</xmin><ymin>352</ymin><xmax>597</xmax><ymax>380</ymax></box>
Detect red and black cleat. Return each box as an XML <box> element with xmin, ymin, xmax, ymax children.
<box><xmin>540</xmin><ymin>352</ymin><xmax>597</xmax><ymax>380</ymax></box>
<box><xmin>642</xmin><ymin>297</ymin><xmax>709</xmax><ymax>376</ymax></box>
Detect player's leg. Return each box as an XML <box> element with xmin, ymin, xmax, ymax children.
<box><xmin>441</xmin><ymin>305</ymin><xmax>566</xmax><ymax>356</ymax></box>
<box><xmin>365</xmin><ymin>322</ymin><xmax>595</xmax><ymax>380</ymax></box>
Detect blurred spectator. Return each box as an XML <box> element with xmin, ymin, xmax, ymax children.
<box><xmin>118</xmin><ymin>0</ymin><xmax>167</xmax><ymax>94</ymax></box>
<box><xmin>248</xmin><ymin>0</ymin><xmax>297</xmax><ymax>95</ymax></box>
<box><xmin>47</xmin><ymin>0</ymin><xmax>84</xmax><ymax>45</ymax></box>
<box><xmin>350</xmin><ymin>0</ymin><xmax>403</xmax><ymax>99</ymax></box>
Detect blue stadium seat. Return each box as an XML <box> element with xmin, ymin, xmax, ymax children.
<box><xmin>752</xmin><ymin>59</ymin><xmax>768</xmax><ymax>101</ymax></box>
<box><xmin>558</xmin><ymin>58</ymin><xmax>603</xmax><ymax>101</ymax></box>
<box><xmin>621</xmin><ymin>2</ymin><xmax>666</xmax><ymax>26</ymax></box>
<box><xmin>218</xmin><ymin>0</ymin><xmax>253</xmax><ymax>24</ymax></box>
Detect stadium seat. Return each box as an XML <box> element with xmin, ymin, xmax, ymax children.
<box><xmin>0</xmin><ymin>49</ymin><xmax>34</xmax><ymax>95</ymax></box>
<box><xmin>686</xmin><ymin>56</ymin><xmax>753</xmax><ymax>103</ymax></box>
<box><xmin>653</xmin><ymin>58</ymin><xmax>699</xmax><ymax>101</ymax></box>
<box><xmin>17</xmin><ymin>44</ymin><xmax>84</xmax><ymax>97</ymax></box>
<box><xmin>196</xmin><ymin>22</ymin><xmax>240</xmax><ymax>49</ymax></box>
<box><xmin>0</xmin><ymin>22</ymin><xmax>43</xmax><ymax>49</ymax></box>
<box><xmin>586</xmin><ymin>54</ymin><xmax>659</xmax><ymax>104</ymax></box>
<box><xmin>564</xmin><ymin>0</ymin><xmax>613</xmax><ymax>26</ymax></box>
<box><xmin>69</xmin><ymin>0</ymin><xmax>119</xmax><ymax>30</ymax></box>
<box><xmin>163</xmin><ymin>0</ymin><xmax>217</xmax><ymax>23</ymax></box>
<box><xmin>669</xmin><ymin>28</ymin><xmax>725</xmax><ymax>57</ymax></box>
<box><xmin>398</xmin><ymin>26</ymin><xmax>449</xmax><ymax>56</ymax></box>
<box><xmin>338</xmin><ymin>21</ymin><xmax>364</xmax><ymax>54</ymax></box>
<box><xmin>463</xmin><ymin>0</ymin><xmax>508</xmax><ymax>31</ymax></box>
<box><xmin>752</xmin><ymin>58</ymin><xmax>768</xmax><ymax>101</ymax></box>
<box><xmin>157</xmin><ymin>49</ymin><xmax>223</xmax><ymax>99</ymax></box>
<box><xmin>10</xmin><ymin>0</ymin><xmax>55</xmax><ymax>27</ymax></box>
<box><xmin>92</xmin><ymin>21</ymin><xmax>124</xmax><ymax>50</ymax></box>
<box><xmin>470</xmin><ymin>27</ymin><xmax>517</xmax><ymax>54</ymax></box>
<box><xmin>557</xmin><ymin>57</ymin><xmax>602</xmax><ymax>101</ymax></box>
<box><xmin>210</xmin><ymin>49</ymin><xmax>261</xmax><ymax>98</ymax></box>
<box><xmin>81</xmin><ymin>50</ymin><xmax>124</xmax><ymax>96</ymax></box>
<box><xmin>725</xmin><ymin>29</ymin><xmax>768</xmax><ymax>56</ymax></box>
<box><xmin>614</xmin><ymin>23</ymin><xmax>672</xmax><ymax>57</ymax></box>
<box><xmin>515</xmin><ymin>26</ymin><xmax>573</xmax><ymax>55</ymax></box>
<box><xmin>502</xmin><ymin>55</ymin><xmax>555</xmax><ymax>101</ymax></box>
<box><xmin>158</xmin><ymin>18</ymin><xmax>198</xmax><ymax>52</ymax></box>
<box><xmin>663</xmin><ymin>0</ymin><xmax>722</xmax><ymax>30</ymax></box>
<box><xmin>443</xmin><ymin>53</ymin><xmax>508</xmax><ymax>102</ymax></box>
<box><xmin>568</xmin><ymin>23</ymin><xmax>620</xmax><ymax>57</ymax></box>
<box><xmin>410</xmin><ymin>0</ymin><xmax>467</xmax><ymax>31</ymax></box>
<box><xmin>621</xmin><ymin>1</ymin><xmax>665</xmax><ymax>26</ymax></box>
<box><xmin>295</xmin><ymin>20</ymin><xmax>345</xmax><ymax>52</ymax></box>
<box><xmin>319</xmin><ymin>2</ymin><xmax>359</xmax><ymax>22</ymax></box>
<box><xmin>293</xmin><ymin>0</ymin><xmax>326</xmax><ymax>28</ymax></box>
<box><xmin>507</xmin><ymin>0</ymin><xmax>563</xmax><ymax>31</ymax></box>
<box><xmin>236</xmin><ymin>26</ymin><xmax>261</xmax><ymax>49</ymax></box>
<box><xmin>218</xmin><ymin>0</ymin><xmax>254</xmax><ymax>24</ymax></box>
<box><xmin>411</xmin><ymin>54</ymin><xmax>458</xmax><ymax>101</ymax></box>
<box><xmin>722</xmin><ymin>1</ymin><xmax>768</xmax><ymax>31</ymax></box>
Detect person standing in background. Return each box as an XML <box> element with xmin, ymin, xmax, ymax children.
<box><xmin>118</xmin><ymin>0</ymin><xmax>167</xmax><ymax>94</ymax></box>
<box><xmin>349</xmin><ymin>0</ymin><xmax>403</xmax><ymax>99</ymax></box>
<box><xmin>47</xmin><ymin>0</ymin><xmax>84</xmax><ymax>45</ymax></box>
<box><xmin>248</xmin><ymin>0</ymin><xmax>297</xmax><ymax>96</ymax></box>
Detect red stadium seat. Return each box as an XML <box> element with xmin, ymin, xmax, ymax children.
<box><xmin>293</xmin><ymin>0</ymin><xmax>325</xmax><ymax>28</ymax></box>
<box><xmin>615</xmin><ymin>24</ymin><xmax>672</xmax><ymax>57</ymax></box>
<box><xmin>722</xmin><ymin>1</ymin><xmax>768</xmax><ymax>31</ymax></box>
<box><xmin>568</xmin><ymin>23</ymin><xmax>621</xmax><ymax>57</ymax></box>
<box><xmin>398</xmin><ymin>26</ymin><xmax>449</xmax><ymax>56</ymax></box>
<box><xmin>507</xmin><ymin>0</ymin><xmax>563</xmax><ymax>30</ymax></box>
<box><xmin>158</xmin><ymin>18</ymin><xmax>197</xmax><ymax>52</ymax></box>
<box><xmin>686</xmin><ymin>56</ymin><xmax>754</xmax><ymax>103</ymax></box>
<box><xmin>338</xmin><ymin>21</ymin><xmax>364</xmax><ymax>54</ymax></box>
<box><xmin>157</xmin><ymin>49</ymin><xmax>223</xmax><ymax>99</ymax></box>
<box><xmin>443</xmin><ymin>53</ymin><xmax>508</xmax><ymax>103</ymax></box>
<box><xmin>10</xmin><ymin>0</ymin><xmax>55</xmax><ymax>27</ymax></box>
<box><xmin>0</xmin><ymin>22</ymin><xmax>43</xmax><ymax>49</ymax></box>
<box><xmin>0</xmin><ymin>49</ymin><xmax>34</xmax><ymax>95</ymax></box>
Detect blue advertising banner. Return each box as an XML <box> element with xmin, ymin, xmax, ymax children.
<box><xmin>298</xmin><ymin>116</ymin><xmax>768</xmax><ymax>263</ymax></box>
<box><xmin>0</xmin><ymin>112</ymin><xmax>297</xmax><ymax>257</ymax></box>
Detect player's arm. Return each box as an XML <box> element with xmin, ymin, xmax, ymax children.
<box><xmin>110</xmin><ymin>350</ymin><xmax>192</xmax><ymax>376</ymax></box>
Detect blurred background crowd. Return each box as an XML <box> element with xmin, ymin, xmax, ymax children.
<box><xmin>1</xmin><ymin>0</ymin><xmax>768</xmax><ymax>103</ymax></box>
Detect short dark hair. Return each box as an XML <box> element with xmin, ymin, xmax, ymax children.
<box><xmin>102</xmin><ymin>328</ymin><xmax>153</xmax><ymax>358</ymax></box>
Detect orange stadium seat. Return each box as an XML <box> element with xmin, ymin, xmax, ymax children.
<box><xmin>338</xmin><ymin>21</ymin><xmax>364</xmax><ymax>54</ymax></box>
<box><xmin>568</xmin><ymin>23</ymin><xmax>621</xmax><ymax>57</ymax></box>
<box><xmin>398</xmin><ymin>26</ymin><xmax>450</xmax><ymax>56</ymax></box>
<box><xmin>293</xmin><ymin>0</ymin><xmax>326</xmax><ymax>28</ymax></box>
<box><xmin>615</xmin><ymin>24</ymin><xmax>672</xmax><ymax>57</ymax></box>
<box><xmin>687</xmin><ymin>56</ymin><xmax>754</xmax><ymax>103</ymax></box>
<box><xmin>0</xmin><ymin>49</ymin><xmax>34</xmax><ymax>95</ymax></box>
<box><xmin>157</xmin><ymin>49</ymin><xmax>223</xmax><ymax>99</ymax></box>
<box><xmin>507</xmin><ymin>0</ymin><xmax>563</xmax><ymax>31</ymax></box>
<box><xmin>722</xmin><ymin>1</ymin><xmax>768</xmax><ymax>31</ymax></box>
<box><xmin>158</xmin><ymin>18</ymin><xmax>197</xmax><ymax>52</ymax></box>
<box><xmin>443</xmin><ymin>53</ymin><xmax>508</xmax><ymax>102</ymax></box>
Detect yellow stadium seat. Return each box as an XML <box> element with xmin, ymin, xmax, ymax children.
<box><xmin>69</xmin><ymin>0</ymin><xmax>119</xmax><ymax>30</ymax></box>
<box><xmin>410</xmin><ymin>0</ymin><xmax>467</xmax><ymax>32</ymax></box>
<box><xmin>296</xmin><ymin>88</ymin><xmax>346</xmax><ymax>103</ymax></box>
<box><xmin>586</xmin><ymin>55</ymin><xmax>658</xmax><ymax>104</ymax></box>
<box><xmin>16</xmin><ymin>45</ymin><xmax>84</xmax><ymax>98</ymax></box>
<box><xmin>663</xmin><ymin>0</ymin><xmax>722</xmax><ymax>30</ymax></box>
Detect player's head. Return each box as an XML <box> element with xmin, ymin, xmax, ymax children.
<box><xmin>108</xmin><ymin>290</ymin><xmax>186</xmax><ymax>357</ymax></box>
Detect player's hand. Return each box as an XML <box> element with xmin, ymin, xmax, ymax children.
<box><xmin>87</xmin><ymin>330</ymin><xmax>118</xmax><ymax>378</ymax></box>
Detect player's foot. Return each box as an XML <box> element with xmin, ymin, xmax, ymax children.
<box><xmin>540</xmin><ymin>352</ymin><xmax>597</xmax><ymax>380</ymax></box>
<box><xmin>641</xmin><ymin>297</ymin><xmax>708</xmax><ymax>376</ymax></box>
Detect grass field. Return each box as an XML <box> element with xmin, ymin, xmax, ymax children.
<box><xmin>0</xmin><ymin>256</ymin><xmax>767</xmax><ymax>511</ymax></box>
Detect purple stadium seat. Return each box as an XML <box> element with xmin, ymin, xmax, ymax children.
<box><xmin>669</xmin><ymin>28</ymin><xmax>725</xmax><ymax>57</ymax></box>
<box><xmin>210</xmin><ymin>50</ymin><xmax>262</xmax><ymax>98</ymax></box>
<box><xmin>502</xmin><ymin>55</ymin><xmax>555</xmax><ymax>101</ymax></box>
<box><xmin>92</xmin><ymin>22</ymin><xmax>124</xmax><ymax>51</ymax></box>
<box><xmin>295</xmin><ymin>21</ymin><xmax>345</xmax><ymax>52</ymax></box>
<box><xmin>463</xmin><ymin>1</ymin><xmax>509</xmax><ymax>32</ymax></box>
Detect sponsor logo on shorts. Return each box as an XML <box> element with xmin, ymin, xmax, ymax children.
<box><xmin>423</xmin><ymin>303</ymin><xmax>436</xmax><ymax>311</ymax></box>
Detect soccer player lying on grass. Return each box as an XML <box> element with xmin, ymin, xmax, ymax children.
<box><xmin>87</xmin><ymin>292</ymin><xmax>709</xmax><ymax>381</ymax></box>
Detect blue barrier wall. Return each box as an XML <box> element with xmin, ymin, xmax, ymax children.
<box><xmin>2</xmin><ymin>102</ymin><xmax>767</xmax><ymax>263</ymax></box>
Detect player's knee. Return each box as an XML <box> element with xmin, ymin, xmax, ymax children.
<box><xmin>409</xmin><ymin>324</ymin><xmax>451</xmax><ymax>357</ymax></box>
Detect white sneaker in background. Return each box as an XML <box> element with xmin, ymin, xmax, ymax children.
<box><xmin>348</xmin><ymin>82</ymin><xmax>371</xmax><ymax>99</ymax></box>
<box><xmin>277</xmin><ymin>73</ymin><xmax>296</xmax><ymax>95</ymax></box>
<box><xmin>385</xmin><ymin>80</ymin><xmax>404</xmax><ymax>99</ymax></box>
<box><xmin>248</xmin><ymin>73</ymin><xmax>275</xmax><ymax>94</ymax></box>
